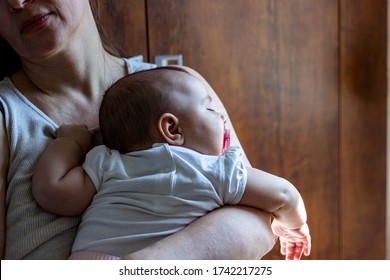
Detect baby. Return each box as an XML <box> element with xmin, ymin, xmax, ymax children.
<box><xmin>32</xmin><ymin>66</ymin><xmax>311</xmax><ymax>260</ymax></box>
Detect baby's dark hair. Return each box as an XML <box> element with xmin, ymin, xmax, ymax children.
<box><xmin>99</xmin><ymin>66</ymin><xmax>191</xmax><ymax>153</ymax></box>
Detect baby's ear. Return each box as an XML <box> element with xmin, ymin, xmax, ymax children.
<box><xmin>158</xmin><ymin>113</ymin><xmax>184</xmax><ymax>146</ymax></box>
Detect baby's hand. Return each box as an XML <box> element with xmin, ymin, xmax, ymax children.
<box><xmin>56</xmin><ymin>124</ymin><xmax>93</xmax><ymax>154</ymax></box>
<box><xmin>271</xmin><ymin>220</ymin><xmax>311</xmax><ymax>260</ymax></box>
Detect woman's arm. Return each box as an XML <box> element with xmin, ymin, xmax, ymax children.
<box><xmin>123</xmin><ymin>206</ymin><xmax>274</xmax><ymax>259</ymax></box>
<box><xmin>0</xmin><ymin>112</ymin><xmax>9</xmax><ymax>259</ymax></box>
<box><xmin>32</xmin><ymin>124</ymin><xmax>96</xmax><ymax>216</ymax></box>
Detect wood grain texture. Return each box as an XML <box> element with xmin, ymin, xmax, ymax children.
<box><xmin>98</xmin><ymin>0</ymin><xmax>148</xmax><ymax>58</ymax></box>
<box><xmin>340</xmin><ymin>0</ymin><xmax>387</xmax><ymax>259</ymax></box>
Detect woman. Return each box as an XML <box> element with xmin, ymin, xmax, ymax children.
<box><xmin>0</xmin><ymin>0</ymin><xmax>274</xmax><ymax>259</ymax></box>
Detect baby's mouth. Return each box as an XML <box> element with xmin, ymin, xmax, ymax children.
<box><xmin>222</xmin><ymin>128</ymin><xmax>231</xmax><ymax>153</ymax></box>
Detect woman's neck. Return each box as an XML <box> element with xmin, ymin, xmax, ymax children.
<box><xmin>21</xmin><ymin>42</ymin><xmax>124</xmax><ymax>100</ymax></box>
<box><xmin>12</xmin><ymin>33</ymin><xmax>126</xmax><ymax>127</ymax></box>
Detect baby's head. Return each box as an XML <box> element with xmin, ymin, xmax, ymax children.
<box><xmin>100</xmin><ymin>66</ymin><xmax>228</xmax><ymax>155</ymax></box>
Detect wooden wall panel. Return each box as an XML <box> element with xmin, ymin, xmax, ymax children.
<box><xmin>340</xmin><ymin>0</ymin><xmax>387</xmax><ymax>259</ymax></box>
<box><xmin>147</xmin><ymin>0</ymin><xmax>339</xmax><ymax>259</ymax></box>
<box><xmin>98</xmin><ymin>0</ymin><xmax>148</xmax><ymax>58</ymax></box>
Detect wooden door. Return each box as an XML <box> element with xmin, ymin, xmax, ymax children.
<box><xmin>99</xmin><ymin>0</ymin><xmax>387</xmax><ymax>260</ymax></box>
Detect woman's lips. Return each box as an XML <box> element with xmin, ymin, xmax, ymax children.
<box><xmin>21</xmin><ymin>14</ymin><xmax>50</xmax><ymax>34</ymax></box>
<box><xmin>222</xmin><ymin>128</ymin><xmax>231</xmax><ymax>153</ymax></box>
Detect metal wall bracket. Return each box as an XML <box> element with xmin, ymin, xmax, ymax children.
<box><xmin>154</xmin><ymin>54</ymin><xmax>183</xmax><ymax>67</ymax></box>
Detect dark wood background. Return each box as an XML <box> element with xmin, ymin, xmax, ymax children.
<box><xmin>98</xmin><ymin>0</ymin><xmax>387</xmax><ymax>260</ymax></box>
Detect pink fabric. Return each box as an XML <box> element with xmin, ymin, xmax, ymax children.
<box><xmin>69</xmin><ymin>251</ymin><xmax>120</xmax><ymax>260</ymax></box>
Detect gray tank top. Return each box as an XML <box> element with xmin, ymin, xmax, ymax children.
<box><xmin>0</xmin><ymin>58</ymin><xmax>155</xmax><ymax>259</ymax></box>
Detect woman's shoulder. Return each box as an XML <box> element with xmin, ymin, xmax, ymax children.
<box><xmin>0</xmin><ymin>77</ymin><xmax>15</xmax><ymax>106</ymax></box>
<box><xmin>0</xmin><ymin>77</ymin><xmax>12</xmax><ymax>90</ymax></box>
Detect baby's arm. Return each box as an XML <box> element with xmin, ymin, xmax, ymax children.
<box><xmin>239</xmin><ymin>168</ymin><xmax>311</xmax><ymax>260</ymax></box>
<box><xmin>32</xmin><ymin>124</ymin><xmax>96</xmax><ymax>216</ymax></box>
